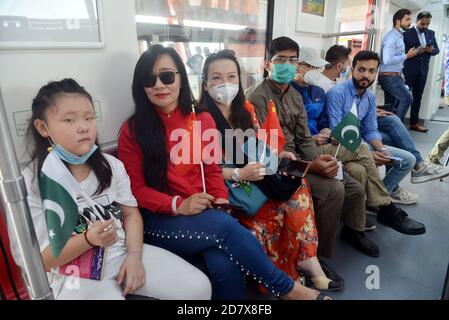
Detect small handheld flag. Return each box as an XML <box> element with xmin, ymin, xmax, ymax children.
<box><xmin>244</xmin><ymin>101</ymin><xmax>261</xmax><ymax>129</ymax></box>
<box><xmin>331</xmin><ymin>112</ymin><xmax>361</xmax><ymax>153</ymax></box>
<box><xmin>260</xmin><ymin>100</ymin><xmax>285</xmax><ymax>153</ymax></box>
<box><xmin>174</xmin><ymin>105</ymin><xmax>198</xmax><ymax>176</ymax></box>
<box><xmin>174</xmin><ymin>104</ymin><xmax>207</xmax><ymax>193</ymax></box>
<box><xmin>39</xmin><ymin>152</ymin><xmax>81</xmax><ymax>257</ymax></box>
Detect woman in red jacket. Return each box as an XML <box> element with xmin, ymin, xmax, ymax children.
<box><xmin>118</xmin><ymin>44</ymin><xmax>329</xmax><ymax>300</ymax></box>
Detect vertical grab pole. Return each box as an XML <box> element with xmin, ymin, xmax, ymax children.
<box><xmin>0</xmin><ymin>88</ymin><xmax>54</xmax><ymax>300</ymax></box>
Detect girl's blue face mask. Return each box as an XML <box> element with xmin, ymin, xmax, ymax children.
<box><xmin>270</xmin><ymin>63</ymin><xmax>298</xmax><ymax>84</ymax></box>
<box><xmin>44</xmin><ymin>123</ymin><xmax>98</xmax><ymax>165</ymax></box>
<box><xmin>51</xmin><ymin>143</ymin><xmax>98</xmax><ymax>165</ymax></box>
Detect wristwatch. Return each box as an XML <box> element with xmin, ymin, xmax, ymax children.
<box><xmin>231</xmin><ymin>168</ymin><xmax>240</xmax><ymax>182</ymax></box>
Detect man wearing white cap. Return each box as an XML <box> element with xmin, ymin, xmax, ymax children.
<box><xmin>291</xmin><ymin>47</ymin><xmax>330</xmax><ymax>136</ymax></box>
<box><xmin>304</xmin><ymin>45</ymin><xmax>352</xmax><ymax>93</ymax></box>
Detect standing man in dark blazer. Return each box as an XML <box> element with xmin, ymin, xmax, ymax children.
<box><xmin>403</xmin><ymin>11</ymin><xmax>440</xmax><ymax>132</ymax></box>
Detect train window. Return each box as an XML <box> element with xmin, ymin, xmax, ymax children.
<box><xmin>337</xmin><ymin>0</ymin><xmax>380</xmax><ymax>56</ymax></box>
<box><xmin>0</xmin><ymin>0</ymin><xmax>103</xmax><ymax>48</ymax></box>
<box><xmin>135</xmin><ymin>0</ymin><xmax>270</xmax><ymax>99</ymax></box>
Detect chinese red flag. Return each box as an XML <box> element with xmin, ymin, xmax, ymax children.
<box><xmin>244</xmin><ymin>100</ymin><xmax>261</xmax><ymax>129</ymax></box>
<box><xmin>174</xmin><ymin>111</ymin><xmax>198</xmax><ymax>175</ymax></box>
<box><xmin>261</xmin><ymin>100</ymin><xmax>285</xmax><ymax>153</ymax></box>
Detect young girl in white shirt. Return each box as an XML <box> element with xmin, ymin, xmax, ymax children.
<box><xmin>8</xmin><ymin>78</ymin><xmax>211</xmax><ymax>300</ymax></box>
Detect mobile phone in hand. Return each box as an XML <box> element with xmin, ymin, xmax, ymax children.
<box><xmin>378</xmin><ymin>104</ymin><xmax>393</xmax><ymax>112</ymax></box>
<box><xmin>281</xmin><ymin>159</ymin><xmax>311</xmax><ymax>178</ymax></box>
<box><xmin>211</xmin><ymin>202</ymin><xmax>244</xmax><ymax>212</ymax></box>
<box><xmin>386</xmin><ymin>155</ymin><xmax>403</xmax><ymax>165</ymax></box>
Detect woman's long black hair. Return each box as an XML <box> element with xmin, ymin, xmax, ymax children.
<box><xmin>128</xmin><ymin>44</ymin><xmax>196</xmax><ymax>193</ymax></box>
<box><xmin>198</xmin><ymin>50</ymin><xmax>255</xmax><ymax>166</ymax></box>
<box><xmin>27</xmin><ymin>78</ymin><xmax>112</xmax><ymax>195</ymax></box>
<box><xmin>198</xmin><ymin>50</ymin><xmax>253</xmax><ymax>132</ymax></box>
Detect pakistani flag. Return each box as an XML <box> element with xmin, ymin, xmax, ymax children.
<box><xmin>331</xmin><ymin>112</ymin><xmax>362</xmax><ymax>153</ymax></box>
<box><xmin>39</xmin><ymin>152</ymin><xmax>80</xmax><ymax>257</ymax></box>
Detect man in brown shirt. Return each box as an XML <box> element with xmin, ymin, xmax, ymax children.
<box><xmin>246</xmin><ymin>37</ymin><xmax>365</xmax><ymax>262</ymax></box>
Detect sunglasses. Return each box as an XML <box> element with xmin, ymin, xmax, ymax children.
<box><xmin>143</xmin><ymin>71</ymin><xmax>180</xmax><ymax>88</ymax></box>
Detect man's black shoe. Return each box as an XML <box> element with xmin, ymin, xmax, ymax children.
<box><xmin>377</xmin><ymin>207</ymin><xmax>426</xmax><ymax>235</ymax></box>
<box><xmin>365</xmin><ymin>219</ymin><xmax>376</xmax><ymax>232</ymax></box>
<box><xmin>340</xmin><ymin>225</ymin><xmax>380</xmax><ymax>257</ymax></box>
<box><xmin>318</xmin><ymin>259</ymin><xmax>345</xmax><ymax>289</ymax></box>
<box><xmin>366</xmin><ymin>205</ymin><xmax>379</xmax><ymax>216</ymax></box>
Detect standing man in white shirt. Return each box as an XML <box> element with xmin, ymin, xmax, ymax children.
<box><xmin>378</xmin><ymin>9</ymin><xmax>419</xmax><ymax>123</ymax></box>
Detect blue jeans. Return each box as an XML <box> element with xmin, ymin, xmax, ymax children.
<box><xmin>367</xmin><ymin>144</ymin><xmax>415</xmax><ymax>193</ymax></box>
<box><xmin>383</xmin><ymin>146</ymin><xmax>415</xmax><ymax>193</ymax></box>
<box><xmin>377</xmin><ymin>114</ymin><xmax>423</xmax><ymax>163</ymax></box>
<box><xmin>378</xmin><ymin>75</ymin><xmax>413</xmax><ymax>122</ymax></box>
<box><xmin>141</xmin><ymin>209</ymin><xmax>294</xmax><ymax>300</ymax></box>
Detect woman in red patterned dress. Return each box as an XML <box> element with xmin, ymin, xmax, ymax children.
<box><xmin>199</xmin><ymin>51</ymin><xmax>342</xmax><ymax>291</ymax></box>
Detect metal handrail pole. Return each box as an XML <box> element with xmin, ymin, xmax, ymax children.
<box><xmin>0</xmin><ymin>88</ymin><xmax>54</xmax><ymax>300</ymax></box>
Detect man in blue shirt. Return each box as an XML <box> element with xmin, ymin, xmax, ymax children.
<box><xmin>291</xmin><ymin>47</ymin><xmax>383</xmax><ymax>256</ymax></box>
<box><xmin>403</xmin><ymin>11</ymin><xmax>440</xmax><ymax>132</ymax></box>
<box><xmin>327</xmin><ymin>50</ymin><xmax>426</xmax><ymax>237</ymax></box>
<box><xmin>378</xmin><ymin>9</ymin><xmax>418</xmax><ymax>122</ymax></box>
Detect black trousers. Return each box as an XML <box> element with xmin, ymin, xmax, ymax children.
<box><xmin>404</xmin><ymin>72</ymin><xmax>428</xmax><ymax>125</ymax></box>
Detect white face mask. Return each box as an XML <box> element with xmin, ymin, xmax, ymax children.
<box><xmin>303</xmin><ymin>69</ymin><xmax>323</xmax><ymax>85</ymax></box>
<box><xmin>208</xmin><ymin>83</ymin><xmax>239</xmax><ymax>106</ymax></box>
<box><xmin>303</xmin><ymin>69</ymin><xmax>334</xmax><ymax>92</ymax></box>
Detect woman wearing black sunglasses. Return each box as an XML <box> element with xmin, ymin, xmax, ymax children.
<box><xmin>118</xmin><ymin>44</ymin><xmax>330</xmax><ymax>300</ymax></box>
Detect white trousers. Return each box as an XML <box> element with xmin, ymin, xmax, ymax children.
<box><xmin>53</xmin><ymin>244</ymin><xmax>211</xmax><ymax>300</ymax></box>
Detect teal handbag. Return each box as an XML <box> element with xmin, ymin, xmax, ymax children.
<box><xmin>224</xmin><ymin>178</ymin><xmax>268</xmax><ymax>217</ymax></box>
<box><xmin>222</xmin><ymin>135</ymin><xmax>275</xmax><ymax>216</ymax></box>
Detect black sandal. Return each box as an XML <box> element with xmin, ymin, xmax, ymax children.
<box><xmin>315</xmin><ymin>292</ymin><xmax>332</xmax><ymax>300</ymax></box>
<box><xmin>297</xmin><ymin>267</ymin><xmax>344</xmax><ymax>291</ymax></box>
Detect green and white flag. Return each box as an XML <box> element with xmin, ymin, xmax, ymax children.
<box><xmin>331</xmin><ymin>112</ymin><xmax>362</xmax><ymax>153</ymax></box>
<box><xmin>39</xmin><ymin>152</ymin><xmax>80</xmax><ymax>257</ymax></box>
<box><xmin>350</xmin><ymin>100</ymin><xmax>358</xmax><ymax>117</ymax></box>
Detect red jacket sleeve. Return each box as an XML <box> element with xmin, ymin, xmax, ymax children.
<box><xmin>199</xmin><ymin>113</ymin><xmax>228</xmax><ymax>200</ymax></box>
<box><xmin>117</xmin><ymin>123</ymin><xmax>181</xmax><ymax>215</ymax></box>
